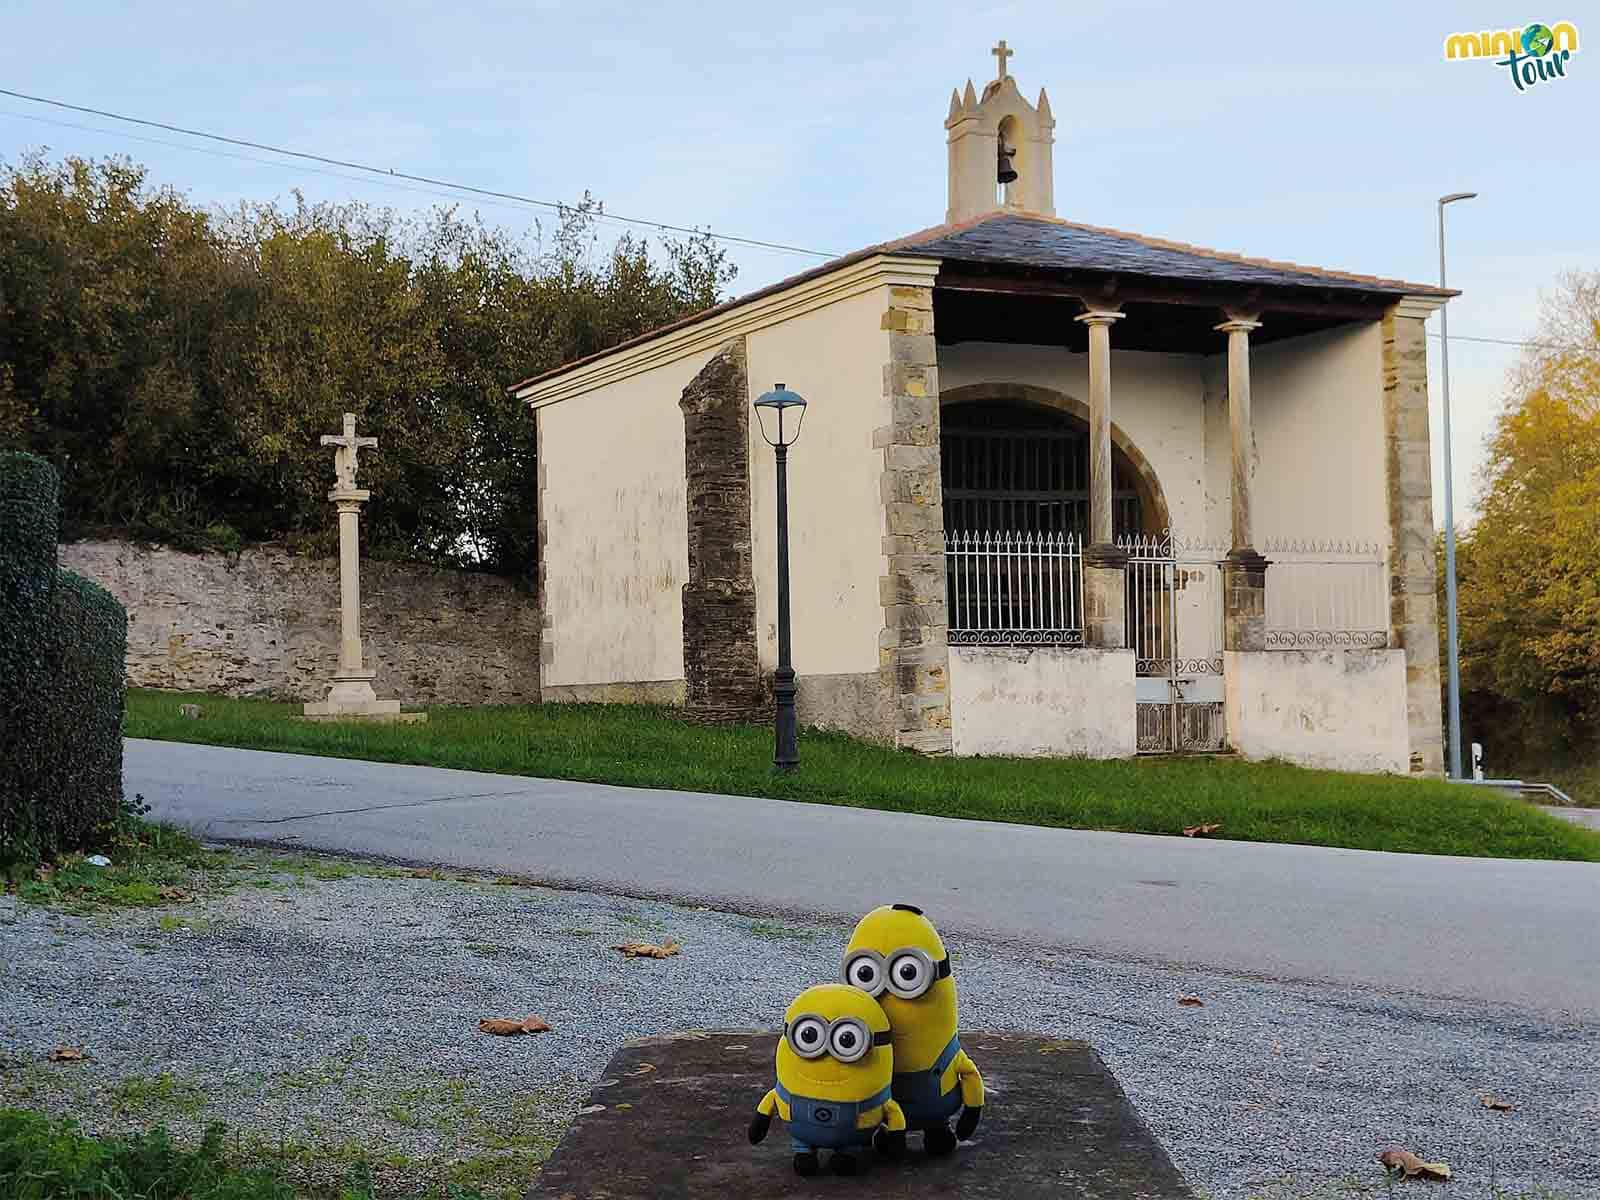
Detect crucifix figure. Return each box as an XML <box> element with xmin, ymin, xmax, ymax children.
<box><xmin>991</xmin><ymin>39</ymin><xmax>1013</xmax><ymax>81</ymax></box>
<box><xmin>321</xmin><ymin>411</ymin><xmax>378</xmax><ymax>493</ymax></box>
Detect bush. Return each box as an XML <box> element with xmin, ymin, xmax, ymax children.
<box><xmin>0</xmin><ymin>451</ymin><xmax>127</xmax><ymax>865</ymax></box>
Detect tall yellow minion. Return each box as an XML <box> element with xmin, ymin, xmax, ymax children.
<box><xmin>748</xmin><ymin>983</ymin><xmax>908</xmax><ymax>1176</ymax></box>
<box><xmin>842</xmin><ymin>903</ymin><xmax>984</xmax><ymax>1156</ymax></box>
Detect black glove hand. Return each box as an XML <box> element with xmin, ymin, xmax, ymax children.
<box><xmin>956</xmin><ymin>1105</ymin><xmax>982</xmax><ymax>1140</ymax></box>
<box><xmin>748</xmin><ymin>1111</ymin><xmax>772</xmax><ymax>1144</ymax></box>
<box><xmin>873</xmin><ymin>1127</ymin><xmax>907</xmax><ymax>1159</ymax></box>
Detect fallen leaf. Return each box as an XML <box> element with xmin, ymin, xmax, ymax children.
<box><xmin>1480</xmin><ymin>1095</ymin><xmax>1516</xmax><ymax>1112</ymax></box>
<box><xmin>613</xmin><ymin>939</ymin><xmax>681</xmax><ymax>959</ymax></box>
<box><xmin>1177</xmin><ymin>996</ymin><xmax>1205</xmax><ymax>1008</ymax></box>
<box><xmin>479</xmin><ymin>1014</ymin><xmax>552</xmax><ymax>1037</ymax></box>
<box><xmin>626</xmin><ymin>1062</ymin><xmax>657</xmax><ymax>1076</ymax></box>
<box><xmin>1378</xmin><ymin>1149</ymin><xmax>1452</xmax><ymax>1181</ymax></box>
<box><xmin>48</xmin><ymin>1046</ymin><xmax>88</xmax><ymax>1062</ymax></box>
<box><xmin>158</xmin><ymin>887</ymin><xmax>193</xmax><ymax>902</ymax></box>
<box><xmin>1182</xmin><ymin>822</ymin><xmax>1222</xmax><ymax>838</ymax></box>
<box><xmin>409</xmin><ymin>868</ymin><xmax>444</xmax><ymax>880</ymax></box>
<box><xmin>577</xmin><ymin>1104</ymin><xmax>606</xmax><ymax>1115</ymax></box>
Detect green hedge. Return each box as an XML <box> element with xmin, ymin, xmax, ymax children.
<box><xmin>0</xmin><ymin>451</ymin><xmax>127</xmax><ymax>864</ymax></box>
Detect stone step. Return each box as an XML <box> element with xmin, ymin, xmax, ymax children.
<box><xmin>527</xmin><ymin>1030</ymin><xmax>1194</xmax><ymax>1199</ymax></box>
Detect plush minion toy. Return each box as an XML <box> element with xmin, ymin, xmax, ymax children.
<box><xmin>842</xmin><ymin>903</ymin><xmax>984</xmax><ymax>1156</ymax></box>
<box><xmin>748</xmin><ymin>983</ymin><xmax>907</xmax><ymax>1176</ymax></box>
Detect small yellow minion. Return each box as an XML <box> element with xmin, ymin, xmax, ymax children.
<box><xmin>842</xmin><ymin>903</ymin><xmax>984</xmax><ymax>1156</ymax></box>
<box><xmin>748</xmin><ymin>983</ymin><xmax>907</xmax><ymax>1176</ymax></box>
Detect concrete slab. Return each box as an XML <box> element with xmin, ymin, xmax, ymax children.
<box><xmin>527</xmin><ymin>1031</ymin><xmax>1194</xmax><ymax>1199</ymax></box>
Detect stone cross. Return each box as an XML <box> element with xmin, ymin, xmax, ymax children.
<box><xmin>321</xmin><ymin>411</ymin><xmax>378</xmax><ymax>493</ymax></box>
<box><xmin>302</xmin><ymin>411</ymin><xmax>415</xmax><ymax>722</ymax></box>
<box><xmin>992</xmin><ymin>39</ymin><xmax>1013</xmax><ymax>80</ymax></box>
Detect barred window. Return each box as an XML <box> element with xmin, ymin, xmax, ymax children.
<box><xmin>941</xmin><ymin>402</ymin><xmax>1142</xmax><ymax>538</ymax></box>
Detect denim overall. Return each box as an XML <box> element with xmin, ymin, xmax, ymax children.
<box><xmin>776</xmin><ymin>1081</ymin><xmax>893</xmax><ymax>1152</ymax></box>
<box><xmin>891</xmin><ymin>1034</ymin><xmax>964</xmax><ymax>1129</ymax></box>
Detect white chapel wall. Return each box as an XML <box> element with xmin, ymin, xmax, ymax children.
<box><xmin>1203</xmin><ymin>322</ymin><xmax>1388</xmax><ymax>548</ymax></box>
<box><xmin>937</xmin><ymin>342</ymin><xmax>1209</xmax><ymax>537</ymax></box>
<box><xmin>537</xmin><ymin>348</ymin><xmax>717</xmax><ymax>697</ymax></box>
<box><xmin>746</xmin><ymin>287</ymin><xmax>892</xmax><ymax>680</ymax></box>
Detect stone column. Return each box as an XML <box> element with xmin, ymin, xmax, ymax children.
<box><xmin>1075</xmin><ymin>308</ymin><xmax>1127</xmax><ymax>649</ymax></box>
<box><xmin>1216</xmin><ymin>313</ymin><xmax>1269</xmax><ymax>652</ymax></box>
<box><xmin>1382</xmin><ymin>305</ymin><xmax>1445</xmax><ymax>775</ymax></box>
<box><xmin>877</xmin><ymin>285</ymin><xmax>952</xmax><ymax>753</ymax></box>
<box><xmin>335</xmin><ymin>496</ymin><xmax>368</xmax><ymax>678</ymax></box>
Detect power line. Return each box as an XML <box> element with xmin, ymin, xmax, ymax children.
<box><xmin>0</xmin><ymin>86</ymin><xmax>838</xmax><ymax>260</ymax></box>
<box><xmin>1427</xmin><ymin>330</ymin><xmax>1600</xmax><ymax>356</ymax></box>
<box><xmin>3</xmin><ymin>85</ymin><xmax>1597</xmax><ymax>359</ymax></box>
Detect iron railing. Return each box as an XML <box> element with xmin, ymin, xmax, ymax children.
<box><xmin>945</xmin><ymin>530</ymin><xmax>1084</xmax><ymax>645</ymax></box>
<box><xmin>1261</xmin><ymin>538</ymin><xmax>1389</xmax><ymax>649</ymax></box>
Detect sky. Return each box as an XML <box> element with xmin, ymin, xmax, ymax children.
<box><xmin>2</xmin><ymin>1</ymin><xmax>1595</xmax><ymax>526</ymax></box>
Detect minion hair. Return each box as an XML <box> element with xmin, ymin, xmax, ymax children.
<box><xmin>891</xmin><ymin>903</ymin><xmax>924</xmax><ymax>915</ymax></box>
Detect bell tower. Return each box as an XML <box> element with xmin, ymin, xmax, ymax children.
<box><xmin>946</xmin><ymin>40</ymin><xmax>1056</xmax><ymax>224</ymax></box>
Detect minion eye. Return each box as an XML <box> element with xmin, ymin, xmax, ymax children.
<box><xmin>886</xmin><ymin>950</ymin><xmax>933</xmax><ymax>999</ymax></box>
<box><xmin>788</xmin><ymin>1016</ymin><xmax>828</xmax><ymax>1059</ymax></box>
<box><xmin>828</xmin><ymin>1019</ymin><xmax>870</xmax><ymax>1064</ymax></box>
<box><xmin>842</xmin><ymin>952</ymin><xmax>886</xmax><ymax>996</ymax></box>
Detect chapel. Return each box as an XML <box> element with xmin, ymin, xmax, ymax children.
<box><xmin>512</xmin><ymin>44</ymin><xmax>1454</xmax><ymax>774</ymax></box>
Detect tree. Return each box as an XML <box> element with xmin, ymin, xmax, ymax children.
<box><xmin>0</xmin><ymin>154</ymin><xmax>736</xmax><ymax>579</ymax></box>
<box><xmin>1456</xmin><ymin>270</ymin><xmax>1600</xmax><ymax>760</ymax></box>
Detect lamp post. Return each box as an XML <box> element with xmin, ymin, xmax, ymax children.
<box><xmin>754</xmin><ymin>384</ymin><xmax>808</xmax><ymax>771</ymax></box>
<box><xmin>1438</xmin><ymin>191</ymin><xmax>1476</xmax><ymax>780</ymax></box>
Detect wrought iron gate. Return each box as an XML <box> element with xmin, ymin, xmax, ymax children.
<box><xmin>1124</xmin><ymin>534</ymin><xmax>1227</xmax><ymax>753</ymax></box>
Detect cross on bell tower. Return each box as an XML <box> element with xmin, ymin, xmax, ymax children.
<box><xmin>945</xmin><ymin>41</ymin><xmax>1056</xmax><ymax>224</ymax></box>
<box><xmin>991</xmin><ymin>39</ymin><xmax>1012</xmax><ymax>80</ymax></box>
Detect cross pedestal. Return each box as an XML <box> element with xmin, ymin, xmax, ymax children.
<box><xmin>526</xmin><ymin>1031</ymin><xmax>1194</xmax><ymax>1199</ymax></box>
<box><xmin>302</xmin><ymin>414</ymin><xmax>425</xmax><ymax>724</ymax></box>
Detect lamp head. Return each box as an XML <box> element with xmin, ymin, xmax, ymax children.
<box><xmin>754</xmin><ymin>383</ymin><xmax>808</xmax><ymax>447</ymax></box>
<box><xmin>1439</xmin><ymin>192</ymin><xmax>1478</xmax><ymax>206</ymax></box>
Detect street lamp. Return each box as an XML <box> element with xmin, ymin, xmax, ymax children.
<box><xmin>1438</xmin><ymin>191</ymin><xmax>1476</xmax><ymax>780</ymax></box>
<box><xmin>754</xmin><ymin>383</ymin><xmax>808</xmax><ymax>771</ymax></box>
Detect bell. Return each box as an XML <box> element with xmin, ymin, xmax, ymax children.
<box><xmin>996</xmin><ymin>142</ymin><xmax>1018</xmax><ymax>185</ymax></box>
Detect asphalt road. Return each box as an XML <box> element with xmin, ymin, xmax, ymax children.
<box><xmin>127</xmin><ymin>738</ymin><xmax>1600</xmax><ymax>1018</ymax></box>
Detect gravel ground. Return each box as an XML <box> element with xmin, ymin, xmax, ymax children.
<box><xmin>2</xmin><ymin>848</ymin><xmax>1597</xmax><ymax>1199</ymax></box>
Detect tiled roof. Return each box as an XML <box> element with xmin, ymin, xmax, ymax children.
<box><xmin>881</xmin><ymin>210</ymin><xmax>1454</xmax><ymax>296</ymax></box>
<box><xmin>511</xmin><ymin>209</ymin><xmax>1452</xmax><ymax>393</ymax></box>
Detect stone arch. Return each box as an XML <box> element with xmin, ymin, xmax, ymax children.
<box><xmin>939</xmin><ymin>382</ymin><xmax>1171</xmax><ymax>536</ymax></box>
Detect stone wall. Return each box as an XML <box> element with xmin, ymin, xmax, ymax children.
<box><xmin>60</xmin><ymin>541</ymin><xmax>539</xmax><ymax>704</ymax></box>
<box><xmin>678</xmin><ymin>337</ymin><xmax>763</xmax><ymax>723</ymax></box>
<box><xmin>949</xmin><ymin>646</ymin><xmax>1136</xmax><ymax>758</ymax></box>
<box><xmin>1224</xmin><ymin>648</ymin><xmax>1410</xmax><ymax>774</ymax></box>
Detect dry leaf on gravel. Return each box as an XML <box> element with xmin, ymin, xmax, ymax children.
<box><xmin>1177</xmin><ymin>996</ymin><xmax>1205</xmax><ymax>1007</ymax></box>
<box><xmin>158</xmin><ymin>886</ymin><xmax>193</xmax><ymax>902</ymax></box>
<box><xmin>1182</xmin><ymin>822</ymin><xmax>1222</xmax><ymax>838</ymax></box>
<box><xmin>478</xmin><ymin>1014</ymin><xmax>552</xmax><ymax>1037</ymax></box>
<box><xmin>1480</xmin><ymin>1095</ymin><xmax>1516</xmax><ymax>1112</ymax></box>
<box><xmin>48</xmin><ymin>1045</ymin><xmax>88</xmax><ymax>1062</ymax></box>
<box><xmin>409</xmin><ymin>868</ymin><xmax>445</xmax><ymax>880</ymax></box>
<box><xmin>613</xmin><ymin>939</ymin><xmax>681</xmax><ymax>959</ymax></box>
<box><xmin>1378</xmin><ymin>1149</ymin><xmax>1452</xmax><ymax>1180</ymax></box>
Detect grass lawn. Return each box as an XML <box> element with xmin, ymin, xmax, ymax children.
<box><xmin>124</xmin><ymin>689</ymin><xmax>1600</xmax><ymax>862</ymax></box>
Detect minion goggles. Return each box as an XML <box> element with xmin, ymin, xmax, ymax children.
<box><xmin>782</xmin><ymin>1014</ymin><xmax>892</xmax><ymax>1064</ymax></box>
<box><xmin>841</xmin><ymin>946</ymin><xmax>952</xmax><ymax>1000</ymax></box>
